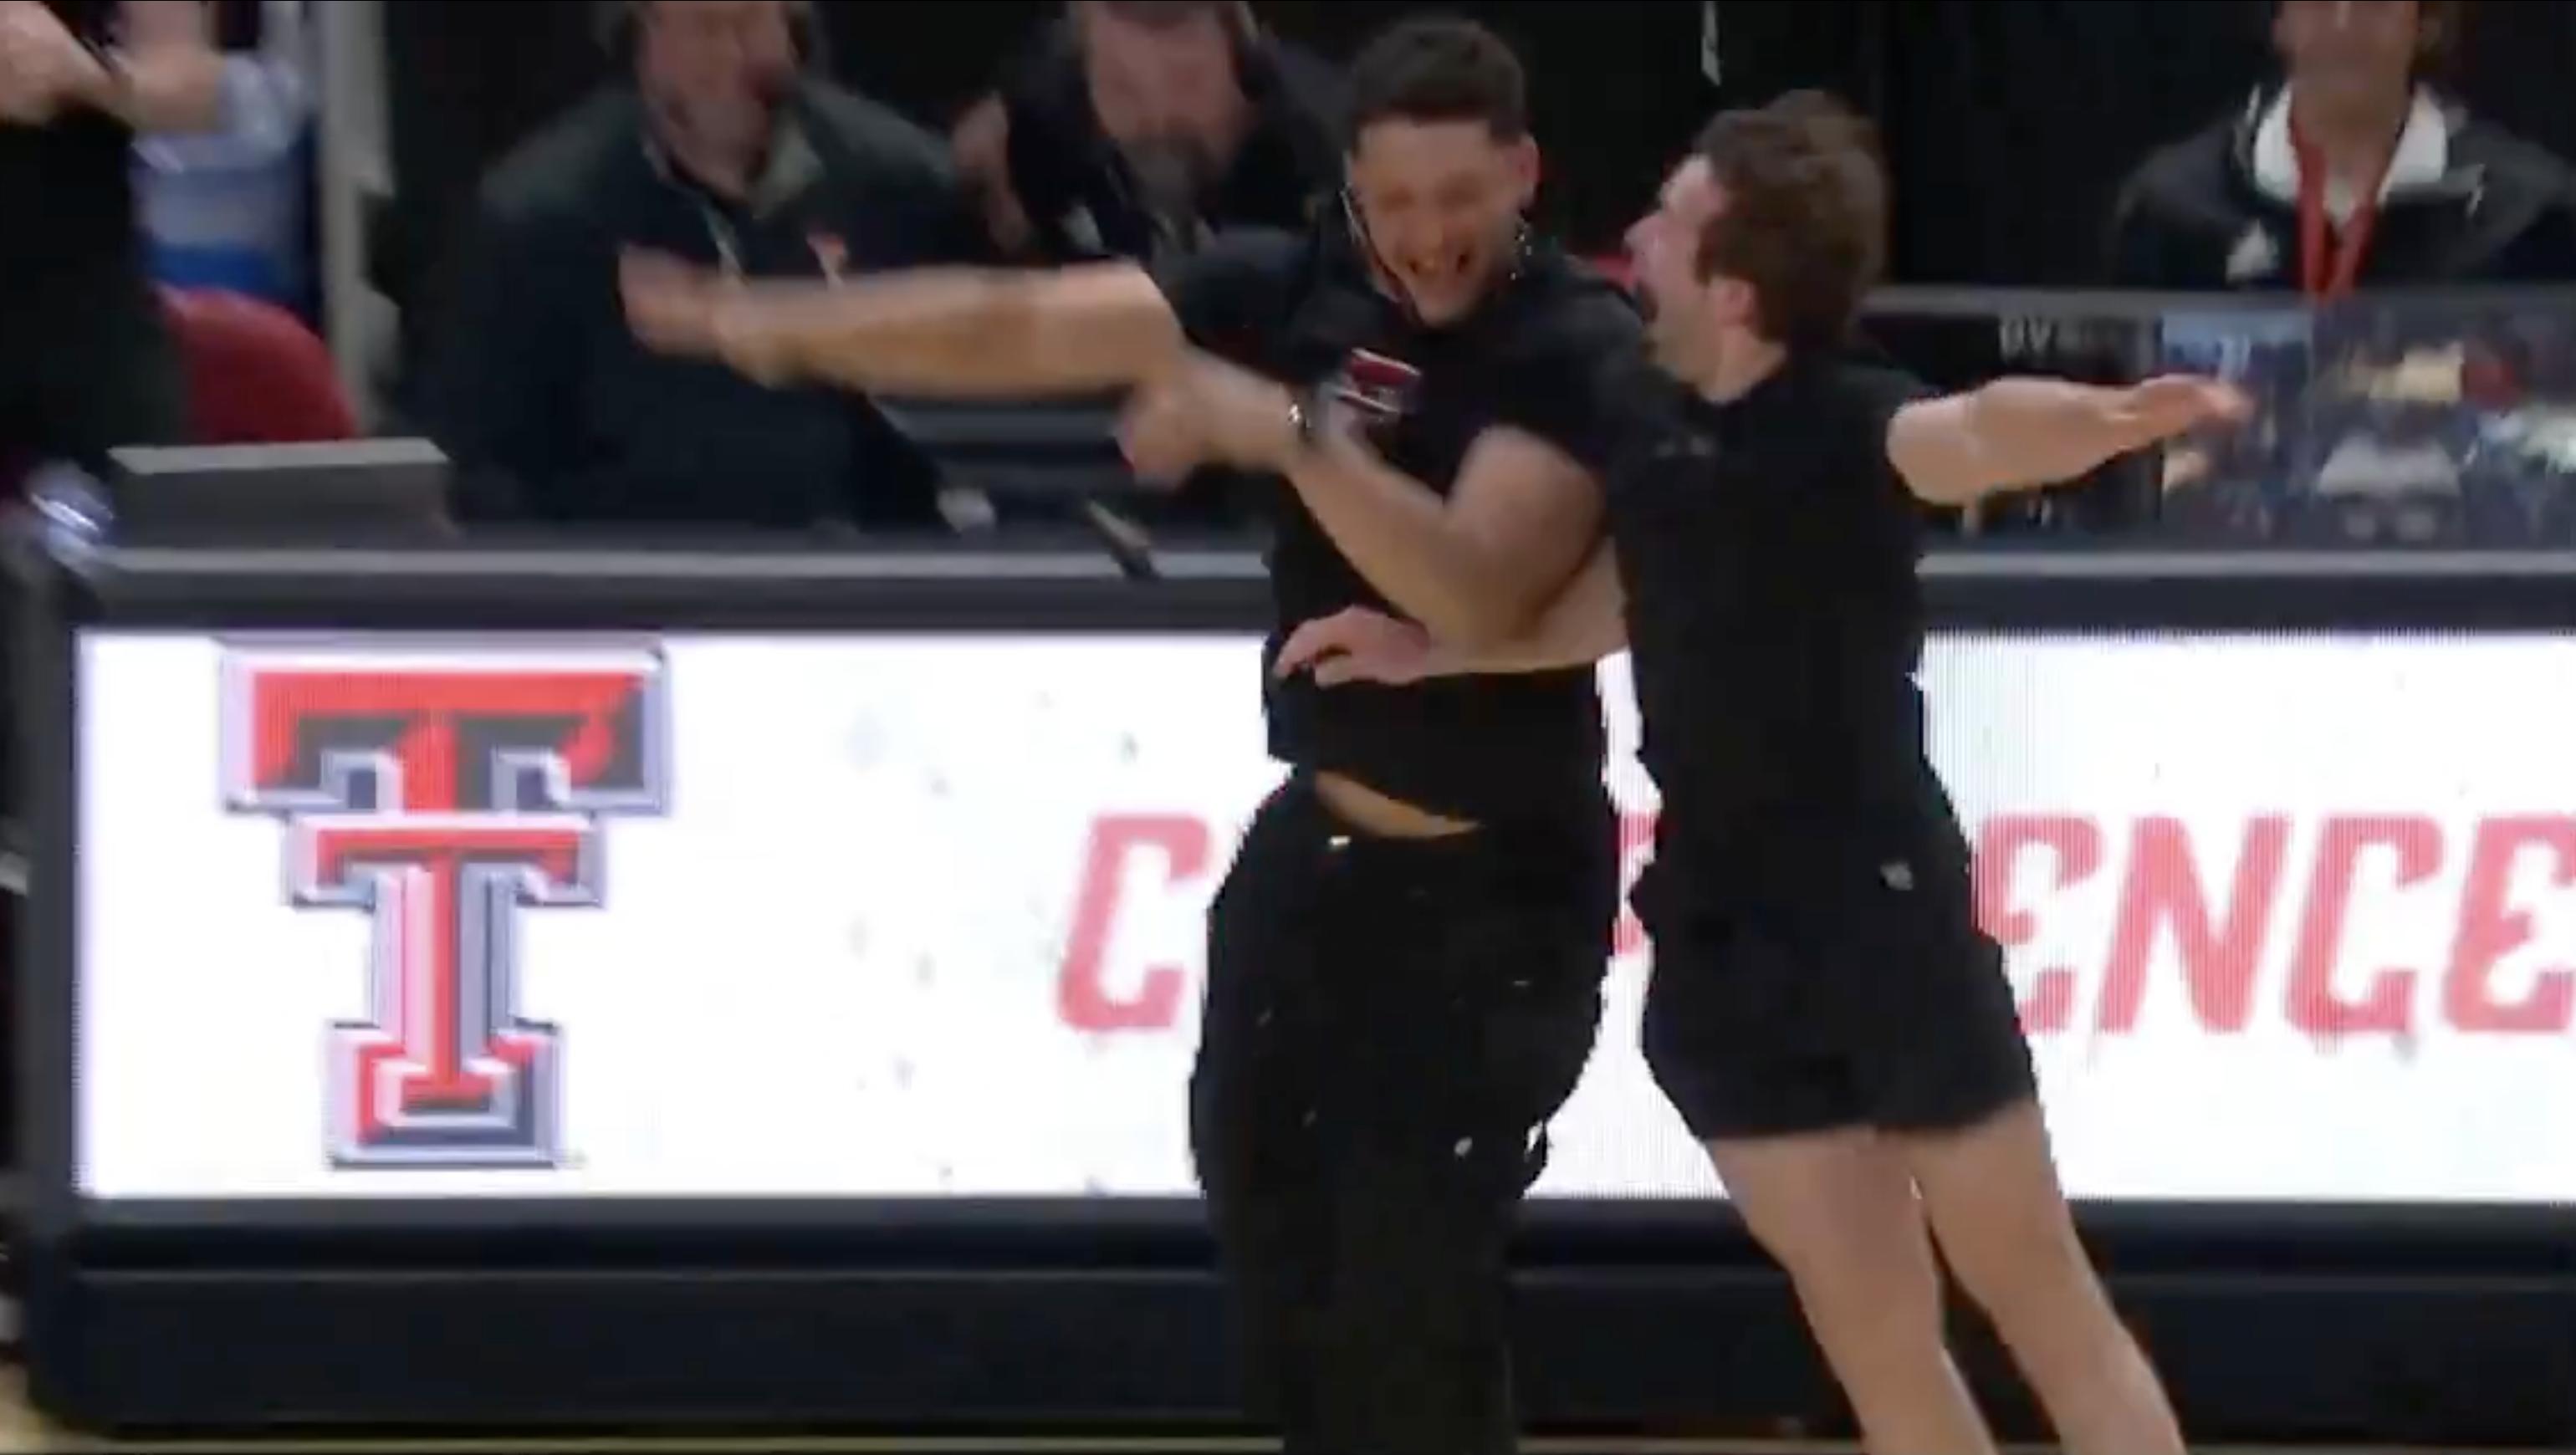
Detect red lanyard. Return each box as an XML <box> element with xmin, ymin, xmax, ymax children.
<box><xmin>2289</xmin><ymin>116</ymin><xmax>2388</xmax><ymax>300</ymax></box>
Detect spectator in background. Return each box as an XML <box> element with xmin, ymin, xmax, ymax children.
<box><xmin>0</xmin><ymin>0</ymin><xmax>222</xmax><ymax>482</ymax></box>
<box><xmin>429</xmin><ymin>0</ymin><xmax>984</xmax><ymax>530</ymax></box>
<box><xmin>948</xmin><ymin>2</ymin><xmax>1341</xmax><ymax>535</ymax></box>
<box><xmin>953</xmin><ymin>1</ymin><xmax>1341</xmax><ymax>266</ymax></box>
<box><xmin>2108</xmin><ymin>0</ymin><xmax>2576</xmax><ymax>293</ymax></box>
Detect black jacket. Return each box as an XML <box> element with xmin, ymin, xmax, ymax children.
<box><xmin>996</xmin><ymin>21</ymin><xmax>1343</xmax><ymax>266</ymax></box>
<box><xmin>2107</xmin><ymin>89</ymin><xmax>2576</xmax><ymax>290</ymax></box>
<box><xmin>428</xmin><ymin>82</ymin><xmax>984</xmax><ymax>529</ymax></box>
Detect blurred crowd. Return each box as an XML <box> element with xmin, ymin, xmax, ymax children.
<box><xmin>7</xmin><ymin>0</ymin><xmax>2576</xmax><ymax>546</ymax></box>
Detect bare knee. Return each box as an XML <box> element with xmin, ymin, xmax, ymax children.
<box><xmin>1895</xmin><ymin>1110</ymin><xmax>2186</xmax><ymax>1454</ymax></box>
<box><xmin>1707</xmin><ymin>1133</ymin><xmax>1948</xmax><ymax>1350</ymax></box>
<box><xmin>1897</xmin><ymin>1103</ymin><xmax>2115</xmax><ymax>1345</ymax></box>
<box><xmin>1773</xmin><ymin>1206</ymin><xmax>1945</xmax><ymax>1336</ymax></box>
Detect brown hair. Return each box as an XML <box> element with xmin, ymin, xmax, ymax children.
<box><xmin>2415</xmin><ymin>0</ymin><xmax>2466</xmax><ymax>80</ymax></box>
<box><xmin>1691</xmin><ymin>91</ymin><xmax>1887</xmax><ymax>350</ymax></box>
<box><xmin>1345</xmin><ymin>18</ymin><xmax>1528</xmax><ymax>144</ymax></box>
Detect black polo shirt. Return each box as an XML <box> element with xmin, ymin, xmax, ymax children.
<box><xmin>999</xmin><ymin>21</ymin><xmax>1342</xmax><ymax>265</ymax></box>
<box><xmin>1603</xmin><ymin>352</ymin><xmax>1940</xmax><ymax>876</ymax></box>
<box><xmin>1153</xmin><ymin>227</ymin><xmax>1643</xmax><ymax>824</ymax></box>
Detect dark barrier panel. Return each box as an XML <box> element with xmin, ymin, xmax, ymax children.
<box><xmin>15</xmin><ymin>539</ymin><xmax>2575</xmax><ymax>1444</ymax></box>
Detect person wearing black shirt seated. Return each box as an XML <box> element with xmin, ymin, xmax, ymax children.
<box><xmin>625</xmin><ymin>20</ymin><xmax>1635</xmax><ymax>1454</ymax></box>
<box><xmin>1275</xmin><ymin>94</ymin><xmax>2243</xmax><ymax>1455</ymax></box>
<box><xmin>951</xmin><ymin>0</ymin><xmax>1341</xmax><ymax>267</ymax></box>
<box><xmin>0</xmin><ymin>0</ymin><xmax>222</xmax><ymax>482</ymax></box>
<box><xmin>427</xmin><ymin>0</ymin><xmax>984</xmax><ymax>530</ymax></box>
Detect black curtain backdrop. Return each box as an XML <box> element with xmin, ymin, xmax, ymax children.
<box><xmin>2451</xmin><ymin>0</ymin><xmax>2576</xmax><ymax>169</ymax></box>
<box><xmin>211</xmin><ymin>0</ymin><xmax>263</xmax><ymax>50</ymax></box>
<box><xmin>1855</xmin><ymin>0</ymin><xmax>2272</xmax><ymax>284</ymax></box>
<box><xmin>380</xmin><ymin>0</ymin><xmax>2576</xmax><ymax>394</ymax></box>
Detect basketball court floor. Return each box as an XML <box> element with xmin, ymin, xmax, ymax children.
<box><xmin>0</xmin><ymin>1371</ymin><xmax>2517</xmax><ymax>1455</ymax></box>
<box><xmin>0</xmin><ymin>1274</ymin><xmax>2521</xmax><ymax>1455</ymax></box>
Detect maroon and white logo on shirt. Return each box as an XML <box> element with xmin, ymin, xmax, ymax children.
<box><xmin>1326</xmin><ymin>348</ymin><xmax>1422</xmax><ymax>425</ymax></box>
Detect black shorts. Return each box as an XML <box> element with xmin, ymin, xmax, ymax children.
<box><xmin>1635</xmin><ymin>810</ymin><xmax>2037</xmax><ymax>1141</ymax></box>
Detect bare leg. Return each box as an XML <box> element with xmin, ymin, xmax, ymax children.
<box><xmin>1896</xmin><ymin>1100</ymin><xmax>2186</xmax><ymax>1455</ymax></box>
<box><xmin>1705</xmin><ymin>1129</ymin><xmax>1996</xmax><ymax>1455</ymax></box>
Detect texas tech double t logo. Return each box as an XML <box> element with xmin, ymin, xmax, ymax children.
<box><xmin>222</xmin><ymin>650</ymin><xmax>669</xmax><ymax>1168</ymax></box>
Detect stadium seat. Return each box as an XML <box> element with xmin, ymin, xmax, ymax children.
<box><xmin>161</xmin><ymin>286</ymin><xmax>360</xmax><ymax>445</ymax></box>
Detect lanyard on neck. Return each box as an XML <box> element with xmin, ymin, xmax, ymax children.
<box><xmin>2288</xmin><ymin>114</ymin><xmax>2390</xmax><ymax>301</ymax></box>
<box><xmin>642</xmin><ymin>135</ymin><xmax>749</xmax><ymax>279</ymax></box>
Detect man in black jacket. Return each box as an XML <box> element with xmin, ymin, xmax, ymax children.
<box><xmin>951</xmin><ymin>1</ymin><xmax>1342</xmax><ymax>267</ymax></box>
<box><xmin>948</xmin><ymin>3</ymin><xmax>1343</xmax><ymax>533</ymax></box>
<box><xmin>427</xmin><ymin>0</ymin><xmax>984</xmax><ymax>529</ymax></box>
<box><xmin>2108</xmin><ymin>0</ymin><xmax>2576</xmax><ymax>293</ymax></box>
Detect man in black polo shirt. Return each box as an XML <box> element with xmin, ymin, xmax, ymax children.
<box><xmin>951</xmin><ymin>1</ymin><xmax>1341</xmax><ymax>266</ymax></box>
<box><xmin>1276</xmin><ymin>94</ymin><xmax>2239</xmax><ymax>1455</ymax></box>
<box><xmin>626</xmin><ymin>21</ymin><xmax>1634</xmax><ymax>1453</ymax></box>
<box><xmin>427</xmin><ymin>0</ymin><xmax>984</xmax><ymax>530</ymax></box>
<box><xmin>0</xmin><ymin>0</ymin><xmax>222</xmax><ymax>481</ymax></box>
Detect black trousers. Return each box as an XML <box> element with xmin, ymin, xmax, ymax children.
<box><xmin>1189</xmin><ymin>777</ymin><xmax>1616</xmax><ymax>1455</ymax></box>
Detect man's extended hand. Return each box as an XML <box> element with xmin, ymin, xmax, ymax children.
<box><xmin>0</xmin><ymin>1</ymin><xmax>105</xmax><ymax>125</ymax></box>
<box><xmin>621</xmin><ymin>248</ymin><xmax>803</xmax><ymax>385</ymax></box>
<box><xmin>2102</xmin><ymin>375</ymin><xmax>2252</xmax><ymax>452</ymax></box>
<box><xmin>621</xmin><ymin>248</ymin><xmax>723</xmax><ymax>354</ymax></box>
<box><xmin>1275</xmin><ymin>606</ymin><xmax>1438</xmax><ymax>687</ymax></box>
<box><xmin>1113</xmin><ymin>363</ymin><xmax>1219</xmax><ymax>484</ymax></box>
<box><xmin>1117</xmin><ymin>350</ymin><xmax>1301</xmax><ymax>484</ymax></box>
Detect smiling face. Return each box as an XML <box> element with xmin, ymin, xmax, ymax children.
<box><xmin>1336</xmin><ymin>19</ymin><xmax>1541</xmax><ymax>327</ymax></box>
<box><xmin>1343</xmin><ymin>117</ymin><xmax>1539</xmax><ymax>325</ymax></box>
<box><xmin>1627</xmin><ymin>93</ymin><xmax>1888</xmax><ymax>383</ymax></box>
<box><xmin>1625</xmin><ymin>156</ymin><xmax>1749</xmax><ymax>380</ymax></box>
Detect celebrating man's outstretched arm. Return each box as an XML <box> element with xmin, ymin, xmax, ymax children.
<box><xmin>1886</xmin><ymin>374</ymin><xmax>2246</xmax><ymax>505</ymax></box>
<box><xmin>1279</xmin><ymin>372</ymin><xmax>2248</xmax><ymax>684</ymax></box>
<box><xmin>621</xmin><ymin>252</ymin><xmax>1187</xmax><ymax>397</ymax></box>
<box><xmin>625</xmin><ymin>248</ymin><xmax>1614</xmax><ymax>648</ymax></box>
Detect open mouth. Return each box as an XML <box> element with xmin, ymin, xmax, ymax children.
<box><xmin>1398</xmin><ymin>245</ymin><xmax>1479</xmax><ymax>293</ymax></box>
